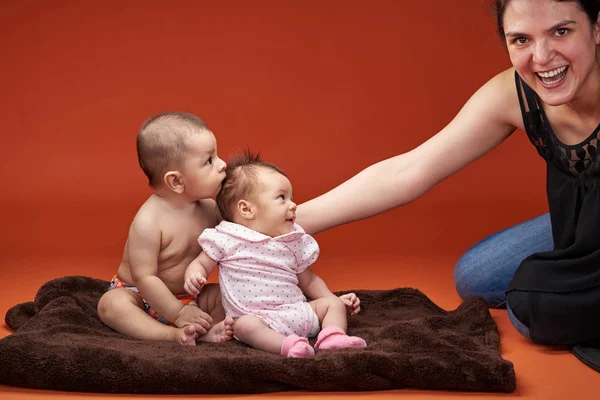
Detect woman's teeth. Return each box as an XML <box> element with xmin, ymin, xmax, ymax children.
<box><xmin>537</xmin><ymin>66</ymin><xmax>567</xmax><ymax>85</ymax></box>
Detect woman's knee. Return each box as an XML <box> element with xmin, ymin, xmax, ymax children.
<box><xmin>454</xmin><ymin>213</ymin><xmax>553</xmax><ymax>306</ymax></box>
<box><xmin>454</xmin><ymin>244</ymin><xmax>507</xmax><ymax>306</ymax></box>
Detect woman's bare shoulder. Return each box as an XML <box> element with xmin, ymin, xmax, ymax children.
<box><xmin>478</xmin><ymin>67</ymin><xmax>524</xmax><ymax>130</ymax></box>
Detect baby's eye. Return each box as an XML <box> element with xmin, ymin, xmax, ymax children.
<box><xmin>206</xmin><ymin>157</ymin><xmax>213</xmax><ymax>165</ymax></box>
<box><xmin>278</xmin><ymin>195</ymin><xmax>285</xmax><ymax>200</ymax></box>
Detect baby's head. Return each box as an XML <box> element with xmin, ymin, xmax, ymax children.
<box><xmin>137</xmin><ymin>112</ymin><xmax>226</xmax><ymax>199</ymax></box>
<box><xmin>217</xmin><ymin>150</ymin><xmax>297</xmax><ymax>237</ymax></box>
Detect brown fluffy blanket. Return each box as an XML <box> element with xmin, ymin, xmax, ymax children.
<box><xmin>0</xmin><ymin>276</ymin><xmax>515</xmax><ymax>394</ymax></box>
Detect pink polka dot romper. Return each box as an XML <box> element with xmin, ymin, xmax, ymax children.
<box><xmin>198</xmin><ymin>221</ymin><xmax>320</xmax><ymax>337</ymax></box>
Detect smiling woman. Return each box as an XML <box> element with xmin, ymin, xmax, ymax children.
<box><xmin>296</xmin><ymin>0</ymin><xmax>600</xmax><ymax>371</ymax></box>
<box><xmin>502</xmin><ymin>0</ymin><xmax>600</xmax><ymax>108</ymax></box>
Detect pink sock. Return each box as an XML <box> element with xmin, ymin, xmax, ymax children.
<box><xmin>315</xmin><ymin>326</ymin><xmax>367</xmax><ymax>350</ymax></box>
<box><xmin>280</xmin><ymin>334</ymin><xmax>315</xmax><ymax>358</ymax></box>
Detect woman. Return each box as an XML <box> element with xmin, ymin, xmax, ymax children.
<box><xmin>296</xmin><ymin>0</ymin><xmax>600</xmax><ymax>371</ymax></box>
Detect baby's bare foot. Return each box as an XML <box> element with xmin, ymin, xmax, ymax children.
<box><xmin>176</xmin><ymin>324</ymin><xmax>198</xmax><ymax>346</ymax></box>
<box><xmin>198</xmin><ymin>317</ymin><xmax>234</xmax><ymax>343</ymax></box>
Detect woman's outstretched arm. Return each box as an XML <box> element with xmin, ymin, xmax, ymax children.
<box><xmin>296</xmin><ymin>68</ymin><xmax>520</xmax><ymax>235</ymax></box>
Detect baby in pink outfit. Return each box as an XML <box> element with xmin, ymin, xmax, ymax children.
<box><xmin>184</xmin><ymin>151</ymin><xmax>367</xmax><ymax>357</ymax></box>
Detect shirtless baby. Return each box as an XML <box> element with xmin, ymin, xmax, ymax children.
<box><xmin>97</xmin><ymin>112</ymin><xmax>234</xmax><ymax>345</ymax></box>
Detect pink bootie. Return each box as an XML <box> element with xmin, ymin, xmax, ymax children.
<box><xmin>315</xmin><ymin>326</ymin><xmax>367</xmax><ymax>350</ymax></box>
<box><xmin>280</xmin><ymin>334</ymin><xmax>315</xmax><ymax>358</ymax></box>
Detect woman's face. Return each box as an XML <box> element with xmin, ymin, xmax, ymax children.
<box><xmin>504</xmin><ymin>0</ymin><xmax>600</xmax><ymax>106</ymax></box>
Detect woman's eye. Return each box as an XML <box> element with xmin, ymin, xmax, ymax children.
<box><xmin>556</xmin><ymin>28</ymin><xmax>568</xmax><ymax>36</ymax></box>
<box><xmin>515</xmin><ymin>37</ymin><xmax>528</xmax><ymax>45</ymax></box>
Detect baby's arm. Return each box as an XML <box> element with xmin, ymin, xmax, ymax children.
<box><xmin>184</xmin><ymin>252</ymin><xmax>218</xmax><ymax>297</ymax></box>
<box><xmin>298</xmin><ymin>269</ymin><xmax>361</xmax><ymax>316</ymax></box>
<box><xmin>298</xmin><ymin>268</ymin><xmax>337</xmax><ymax>301</ymax></box>
<box><xmin>128</xmin><ymin>216</ymin><xmax>194</xmax><ymax>324</ymax></box>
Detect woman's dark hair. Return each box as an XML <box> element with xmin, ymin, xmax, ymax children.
<box><xmin>494</xmin><ymin>0</ymin><xmax>600</xmax><ymax>40</ymax></box>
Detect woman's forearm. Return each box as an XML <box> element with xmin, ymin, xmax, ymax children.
<box><xmin>296</xmin><ymin>70</ymin><xmax>518</xmax><ymax>236</ymax></box>
<box><xmin>297</xmin><ymin>151</ymin><xmax>433</xmax><ymax>235</ymax></box>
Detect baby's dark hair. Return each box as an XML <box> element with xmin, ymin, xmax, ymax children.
<box><xmin>494</xmin><ymin>0</ymin><xmax>600</xmax><ymax>41</ymax></box>
<box><xmin>137</xmin><ymin>111</ymin><xmax>209</xmax><ymax>187</ymax></box>
<box><xmin>216</xmin><ymin>150</ymin><xmax>287</xmax><ymax>222</ymax></box>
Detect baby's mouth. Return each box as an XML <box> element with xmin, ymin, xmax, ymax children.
<box><xmin>536</xmin><ymin>66</ymin><xmax>568</xmax><ymax>86</ymax></box>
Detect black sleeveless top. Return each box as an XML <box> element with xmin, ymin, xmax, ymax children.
<box><xmin>506</xmin><ymin>72</ymin><xmax>600</xmax><ymax>345</ymax></box>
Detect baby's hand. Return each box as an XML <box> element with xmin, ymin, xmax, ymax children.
<box><xmin>339</xmin><ymin>293</ymin><xmax>361</xmax><ymax>316</ymax></box>
<box><xmin>173</xmin><ymin>303</ymin><xmax>213</xmax><ymax>334</ymax></box>
<box><xmin>184</xmin><ymin>273</ymin><xmax>207</xmax><ymax>297</ymax></box>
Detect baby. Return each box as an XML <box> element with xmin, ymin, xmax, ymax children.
<box><xmin>184</xmin><ymin>151</ymin><xmax>367</xmax><ymax>357</ymax></box>
<box><xmin>97</xmin><ymin>112</ymin><xmax>234</xmax><ymax>345</ymax></box>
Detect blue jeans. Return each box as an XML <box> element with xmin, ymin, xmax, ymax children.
<box><xmin>454</xmin><ymin>213</ymin><xmax>554</xmax><ymax>338</ymax></box>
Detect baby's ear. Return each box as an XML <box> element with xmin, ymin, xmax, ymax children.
<box><xmin>164</xmin><ymin>170</ymin><xmax>184</xmax><ymax>194</ymax></box>
<box><xmin>237</xmin><ymin>199</ymin><xmax>255</xmax><ymax>220</ymax></box>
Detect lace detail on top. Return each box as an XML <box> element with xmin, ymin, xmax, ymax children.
<box><xmin>515</xmin><ymin>73</ymin><xmax>600</xmax><ymax>180</ymax></box>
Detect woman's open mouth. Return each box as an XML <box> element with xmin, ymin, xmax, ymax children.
<box><xmin>536</xmin><ymin>66</ymin><xmax>568</xmax><ymax>87</ymax></box>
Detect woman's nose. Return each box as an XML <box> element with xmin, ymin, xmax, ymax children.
<box><xmin>532</xmin><ymin>39</ymin><xmax>555</xmax><ymax>66</ymax></box>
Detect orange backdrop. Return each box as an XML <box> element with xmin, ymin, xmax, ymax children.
<box><xmin>0</xmin><ymin>0</ymin><xmax>547</xmax><ymax>263</ymax></box>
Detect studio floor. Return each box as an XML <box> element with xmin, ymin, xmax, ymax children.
<box><xmin>2</xmin><ymin>249</ymin><xmax>599</xmax><ymax>399</ymax></box>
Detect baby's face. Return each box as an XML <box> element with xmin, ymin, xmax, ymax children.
<box><xmin>179</xmin><ymin>131</ymin><xmax>227</xmax><ymax>199</ymax></box>
<box><xmin>250</xmin><ymin>168</ymin><xmax>297</xmax><ymax>237</ymax></box>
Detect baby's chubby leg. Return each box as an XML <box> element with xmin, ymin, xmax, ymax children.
<box><xmin>309</xmin><ymin>296</ymin><xmax>367</xmax><ymax>350</ymax></box>
<box><xmin>195</xmin><ymin>283</ymin><xmax>225</xmax><ymax>322</ymax></box>
<box><xmin>193</xmin><ymin>283</ymin><xmax>234</xmax><ymax>342</ymax></box>
<box><xmin>97</xmin><ymin>288</ymin><xmax>197</xmax><ymax>346</ymax></box>
<box><xmin>234</xmin><ymin>315</ymin><xmax>314</xmax><ymax>357</ymax></box>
